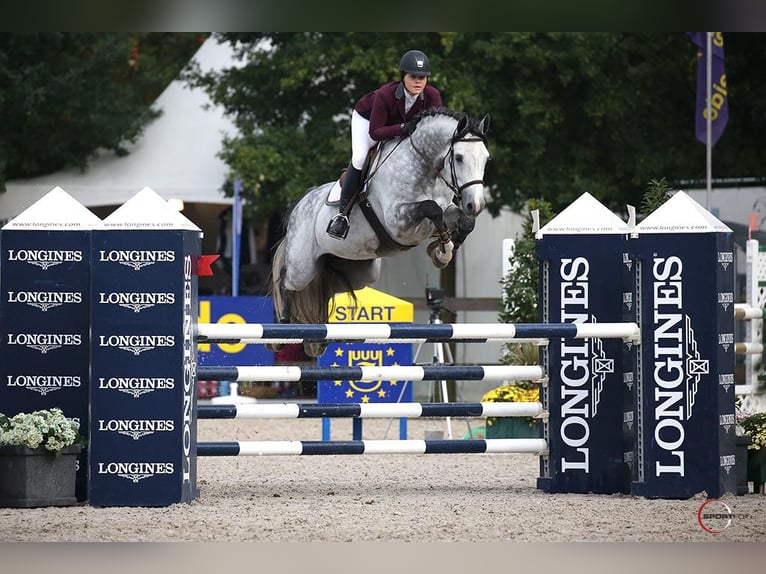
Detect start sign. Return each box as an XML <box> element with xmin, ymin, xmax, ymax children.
<box><xmin>318</xmin><ymin>287</ymin><xmax>414</xmax><ymax>404</ymax></box>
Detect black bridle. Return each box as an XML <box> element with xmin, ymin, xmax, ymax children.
<box><xmin>409</xmin><ymin>128</ymin><xmax>488</xmax><ymax>205</ymax></box>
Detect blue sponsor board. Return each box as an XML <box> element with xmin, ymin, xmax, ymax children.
<box><xmin>89</xmin><ymin>229</ymin><xmax>200</xmax><ymax>506</ymax></box>
<box><xmin>0</xmin><ymin>229</ymin><xmax>93</xmax><ymax>501</ymax></box>
<box><xmin>535</xmin><ymin>192</ymin><xmax>631</xmax><ymax>494</ymax></box>
<box><xmin>197</xmin><ymin>296</ymin><xmax>274</xmax><ymax>367</ymax></box>
<box><xmin>317</xmin><ymin>343</ymin><xmax>413</xmax><ymax>403</ymax></box>
<box><xmin>630</xmin><ymin>231</ymin><xmax>735</xmax><ymax>498</ymax></box>
<box><xmin>536</xmin><ymin>235</ymin><xmax>628</xmax><ymax>494</ymax></box>
<box><xmin>317</xmin><ymin>342</ymin><xmax>412</xmax><ymax>440</ymax></box>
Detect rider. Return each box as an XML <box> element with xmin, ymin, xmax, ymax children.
<box><xmin>326</xmin><ymin>49</ymin><xmax>443</xmax><ymax>239</ymax></box>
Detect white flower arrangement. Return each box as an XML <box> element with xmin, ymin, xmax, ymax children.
<box><xmin>739</xmin><ymin>411</ymin><xmax>766</xmax><ymax>452</ymax></box>
<box><xmin>0</xmin><ymin>408</ymin><xmax>84</xmax><ymax>454</ymax></box>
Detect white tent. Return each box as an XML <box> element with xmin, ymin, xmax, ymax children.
<box><xmin>0</xmin><ymin>38</ymin><xmax>239</xmax><ymax>225</ymax></box>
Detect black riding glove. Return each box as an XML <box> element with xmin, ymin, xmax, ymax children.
<box><xmin>400</xmin><ymin>120</ymin><xmax>418</xmax><ymax>138</ymax></box>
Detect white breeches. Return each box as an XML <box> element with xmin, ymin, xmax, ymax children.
<box><xmin>350</xmin><ymin>110</ymin><xmax>376</xmax><ymax>170</ymax></box>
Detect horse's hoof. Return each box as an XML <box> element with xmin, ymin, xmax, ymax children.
<box><xmin>265</xmin><ymin>342</ymin><xmax>285</xmax><ymax>353</ymax></box>
<box><xmin>304</xmin><ymin>341</ymin><xmax>328</xmax><ymax>358</ymax></box>
<box><xmin>427</xmin><ymin>239</ymin><xmax>453</xmax><ymax>268</ymax></box>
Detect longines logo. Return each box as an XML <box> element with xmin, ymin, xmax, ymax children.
<box><xmin>98</xmin><ymin>334</ymin><xmax>175</xmax><ymax>355</ymax></box>
<box><xmin>6</xmin><ymin>249</ymin><xmax>83</xmax><ymax>270</ymax></box>
<box><xmin>98</xmin><ymin>291</ymin><xmax>175</xmax><ymax>313</ymax></box>
<box><xmin>557</xmin><ymin>256</ymin><xmax>618</xmax><ymax>474</ymax></box>
<box><xmin>98</xmin><ymin>249</ymin><xmax>175</xmax><ymax>271</ymax></box>
<box><xmin>717</xmin><ymin>251</ymin><xmax>733</xmax><ymax>271</ymax></box>
<box><xmin>7</xmin><ymin>290</ymin><xmax>82</xmax><ymax>312</ymax></box>
<box><xmin>651</xmin><ymin>255</ymin><xmax>709</xmax><ymax>477</ymax></box>
<box><xmin>719</xmin><ymin>413</ymin><xmax>735</xmax><ymax>434</ymax></box>
<box><xmin>97</xmin><ymin>419</ymin><xmax>175</xmax><ymax>440</ymax></box>
<box><xmin>6</xmin><ymin>333</ymin><xmax>82</xmax><ymax>354</ymax></box>
<box><xmin>719</xmin><ymin>373</ymin><xmax>734</xmax><ymax>393</ymax></box>
<box><xmin>96</xmin><ymin>461</ymin><xmax>174</xmax><ymax>483</ymax></box>
<box><xmin>717</xmin><ymin>291</ymin><xmax>733</xmax><ymax>311</ymax></box>
<box><xmin>97</xmin><ymin>376</ymin><xmax>175</xmax><ymax>398</ymax></box>
<box><xmin>5</xmin><ymin>374</ymin><xmax>81</xmax><ymax>396</ymax></box>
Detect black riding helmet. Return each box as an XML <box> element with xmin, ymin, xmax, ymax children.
<box><xmin>399</xmin><ymin>50</ymin><xmax>431</xmax><ymax>76</ymax></box>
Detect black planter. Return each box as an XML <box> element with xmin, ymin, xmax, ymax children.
<box><xmin>0</xmin><ymin>445</ymin><xmax>81</xmax><ymax>508</ymax></box>
<box><xmin>736</xmin><ymin>434</ymin><xmax>751</xmax><ymax>495</ymax></box>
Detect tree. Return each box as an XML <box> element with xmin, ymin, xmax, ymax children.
<box><xmin>185</xmin><ymin>32</ymin><xmax>766</xmax><ymax>222</ymax></box>
<box><xmin>0</xmin><ymin>33</ymin><xmax>205</xmax><ymax>192</ymax></box>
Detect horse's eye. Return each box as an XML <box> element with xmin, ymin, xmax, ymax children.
<box><xmin>455</xmin><ymin>154</ymin><xmax>463</xmax><ymax>163</ymax></box>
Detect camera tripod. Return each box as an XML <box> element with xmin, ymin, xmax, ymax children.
<box><xmin>414</xmin><ymin>294</ymin><xmax>455</xmax><ymax>439</ymax></box>
<box><xmin>384</xmin><ymin>287</ymin><xmax>475</xmax><ymax>440</ymax></box>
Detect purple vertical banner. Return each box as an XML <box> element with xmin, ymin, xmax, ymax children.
<box><xmin>535</xmin><ymin>193</ymin><xmax>631</xmax><ymax>494</ymax></box>
<box><xmin>0</xmin><ymin>188</ymin><xmax>100</xmax><ymax>502</ymax></box>
<box><xmin>688</xmin><ymin>32</ymin><xmax>728</xmax><ymax>146</ymax></box>
<box><xmin>89</xmin><ymin>188</ymin><xmax>201</xmax><ymax>507</ymax></box>
<box><xmin>631</xmin><ymin>191</ymin><xmax>735</xmax><ymax>498</ymax></box>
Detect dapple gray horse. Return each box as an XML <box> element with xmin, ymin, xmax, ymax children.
<box><xmin>270</xmin><ymin>108</ymin><xmax>490</xmax><ymax>356</ymax></box>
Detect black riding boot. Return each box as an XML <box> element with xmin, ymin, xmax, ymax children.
<box><xmin>326</xmin><ymin>165</ymin><xmax>362</xmax><ymax>239</ymax></box>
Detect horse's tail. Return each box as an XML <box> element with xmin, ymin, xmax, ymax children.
<box><xmin>289</xmin><ymin>256</ymin><xmax>347</xmax><ymax>325</ymax></box>
<box><xmin>268</xmin><ymin>238</ymin><xmax>288</xmax><ymax>322</ymax></box>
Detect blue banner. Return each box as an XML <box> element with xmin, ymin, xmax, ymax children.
<box><xmin>197</xmin><ymin>296</ymin><xmax>274</xmax><ymax>368</ymax></box>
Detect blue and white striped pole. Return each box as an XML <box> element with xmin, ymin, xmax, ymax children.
<box><xmin>197</xmin><ymin>438</ymin><xmax>549</xmax><ymax>456</ymax></box>
<box><xmin>197</xmin><ymin>321</ymin><xmax>640</xmax><ymax>344</ymax></box>
<box><xmin>198</xmin><ymin>401</ymin><xmax>545</xmax><ymax>420</ymax></box>
<box><xmin>197</xmin><ymin>364</ymin><xmax>544</xmax><ymax>383</ymax></box>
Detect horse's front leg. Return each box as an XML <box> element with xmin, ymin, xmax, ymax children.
<box><xmin>444</xmin><ymin>207</ymin><xmax>476</xmax><ymax>251</ymax></box>
<box><xmin>410</xmin><ymin>199</ymin><xmax>455</xmax><ymax>269</ymax></box>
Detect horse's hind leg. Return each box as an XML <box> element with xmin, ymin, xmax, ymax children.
<box><xmin>266</xmin><ymin>249</ymin><xmax>292</xmax><ymax>353</ymax></box>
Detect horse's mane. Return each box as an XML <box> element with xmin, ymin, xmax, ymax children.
<box><xmin>413</xmin><ymin>107</ymin><xmax>487</xmax><ymax>139</ymax></box>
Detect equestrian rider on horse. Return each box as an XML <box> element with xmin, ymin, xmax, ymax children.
<box><xmin>326</xmin><ymin>49</ymin><xmax>443</xmax><ymax>240</ymax></box>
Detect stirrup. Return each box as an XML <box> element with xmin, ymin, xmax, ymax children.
<box><xmin>326</xmin><ymin>213</ymin><xmax>350</xmax><ymax>239</ymax></box>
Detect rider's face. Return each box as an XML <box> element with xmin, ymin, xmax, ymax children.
<box><xmin>403</xmin><ymin>73</ymin><xmax>428</xmax><ymax>96</ymax></box>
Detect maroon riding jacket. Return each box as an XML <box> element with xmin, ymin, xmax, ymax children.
<box><xmin>354</xmin><ymin>81</ymin><xmax>443</xmax><ymax>141</ymax></box>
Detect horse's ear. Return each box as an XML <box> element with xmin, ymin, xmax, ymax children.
<box><xmin>478</xmin><ymin>114</ymin><xmax>490</xmax><ymax>135</ymax></box>
<box><xmin>456</xmin><ymin>115</ymin><xmax>470</xmax><ymax>138</ymax></box>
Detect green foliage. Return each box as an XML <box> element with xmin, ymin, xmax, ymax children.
<box><xmin>499</xmin><ymin>198</ymin><xmax>555</xmax><ymax>325</ymax></box>
<box><xmin>640</xmin><ymin>177</ymin><xmax>673</xmax><ymax>218</ymax></box>
<box><xmin>498</xmin><ymin>198</ymin><xmax>555</xmax><ymax>364</ymax></box>
<box><xmin>184</xmin><ymin>32</ymin><xmax>766</xmax><ymax>222</ymax></box>
<box><xmin>0</xmin><ymin>33</ymin><xmax>205</xmax><ymax>191</ymax></box>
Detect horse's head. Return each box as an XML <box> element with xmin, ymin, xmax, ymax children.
<box><xmin>449</xmin><ymin>113</ymin><xmax>490</xmax><ymax>217</ymax></box>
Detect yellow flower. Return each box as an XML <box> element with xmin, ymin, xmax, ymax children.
<box><xmin>481</xmin><ymin>383</ymin><xmax>540</xmax><ymax>427</ymax></box>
